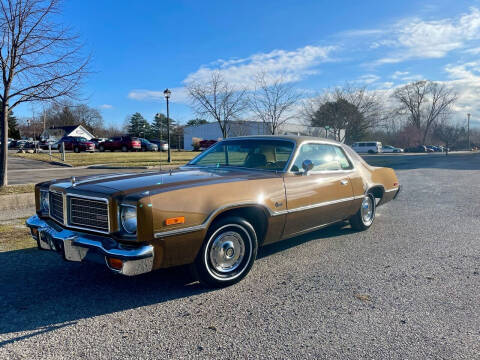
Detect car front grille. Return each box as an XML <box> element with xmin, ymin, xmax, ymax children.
<box><xmin>49</xmin><ymin>192</ymin><xmax>64</xmax><ymax>223</ymax></box>
<box><xmin>68</xmin><ymin>196</ymin><xmax>109</xmax><ymax>232</ymax></box>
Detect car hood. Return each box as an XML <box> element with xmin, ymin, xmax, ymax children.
<box><xmin>49</xmin><ymin>167</ymin><xmax>279</xmax><ymax>198</ymax></box>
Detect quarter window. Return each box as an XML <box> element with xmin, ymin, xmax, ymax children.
<box><xmin>291</xmin><ymin>143</ymin><xmax>353</xmax><ymax>172</ymax></box>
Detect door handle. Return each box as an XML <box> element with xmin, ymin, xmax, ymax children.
<box><xmin>340</xmin><ymin>179</ymin><xmax>349</xmax><ymax>185</ymax></box>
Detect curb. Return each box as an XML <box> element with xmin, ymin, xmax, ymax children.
<box><xmin>0</xmin><ymin>192</ymin><xmax>35</xmax><ymax>211</ymax></box>
<box><xmin>49</xmin><ymin>161</ymin><xmax>73</xmax><ymax>167</ymax></box>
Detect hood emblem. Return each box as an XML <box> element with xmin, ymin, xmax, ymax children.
<box><xmin>71</xmin><ymin>176</ymin><xmax>77</xmax><ymax>187</ymax></box>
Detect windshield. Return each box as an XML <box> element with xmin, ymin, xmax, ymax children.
<box><xmin>188</xmin><ymin>139</ymin><xmax>295</xmax><ymax>171</ymax></box>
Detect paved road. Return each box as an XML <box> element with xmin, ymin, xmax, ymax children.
<box><xmin>7</xmin><ymin>155</ymin><xmax>148</xmax><ymax>185</ymax></box>
<box><xmin>0</xmin><ymin>154</ymin><xmax>479</xmax><ymax>359</ymax></box>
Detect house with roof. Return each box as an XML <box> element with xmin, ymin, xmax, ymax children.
<box><xmin>41</xmin><ymin>125</ymin><xmax>95</xmax><ymax>141</ymax></box>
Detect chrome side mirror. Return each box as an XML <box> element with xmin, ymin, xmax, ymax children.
<box><xmin>302</xmin><ymin>159</ymin><xmax>314</xmax><ymax>174</ymax></box>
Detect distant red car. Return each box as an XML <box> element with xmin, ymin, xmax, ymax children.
<box><xmin>199</xmin><ymin>139</ymin><xmax>217</xmax><ymax>151</ymax></box>
<box><xmin>58</xmin><ymin>136</ymin><xmax>95</xmax><ymax>153</ymax></box>
<box><xmin>98</xmin><ymin>136</ymin><xmax>141</xmax><ymax>152</ymax></box>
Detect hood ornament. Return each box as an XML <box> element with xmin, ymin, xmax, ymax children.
<box><xmin>71</xmin><ymin>176</ymin><xmax>77</xmax><ymax>187</ymax></box>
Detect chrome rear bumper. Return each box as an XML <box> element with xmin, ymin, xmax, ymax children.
<box><xmin>26</xmin><ymin>215</ymin><xmax>154</xmax><ymax>276</ymax></box>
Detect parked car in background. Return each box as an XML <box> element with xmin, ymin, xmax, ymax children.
<box><xmin>405</xmin><ymin>145</ymin><xmax>427</xmax><ymax>153</ymax></box>
<box><xmin>139</xmin><ymin>138</ymin><xmax>158</xmax><ymax>151</ymax></box>
<box><xmin>351</xmin><ymin>141</ymin><xmax>383</xmax><ymax>154</ymax></box>
<box><xmin>98</xmin><ymin>136</ymin><xmax>141</xmax><ymax>152</ymax></box>
<box><xmin>26</xmin><ymin>135</ymin><xmax>401</xmax><ymax>286</ymax></box>
<box><xmin>382</xmin><ymin>145</ymin><xmax>403</xmax><ymax>153</ymax></box>
<box><xmin>150</xmin><ymin>140</ymin><xmax>169</xmax><ymax>152</ymax></box>
<box><xmin>199</xmin><ymin>139</ymin><xmax>218</xmax><ymax>151</ymax></box>
<box><xmin>58</xmin><ymin>136</ymin><xmax>95</xmax><ymax>153</ymax></box>
<box><xmin>39</xmin><ymin>139</ymin><xmax>60</xmax><ymax>150</ymax></box>
<box><xmin>90</xmin><ymin>138</ymin><xmax>107</xmax><ymax>149</ymax></box>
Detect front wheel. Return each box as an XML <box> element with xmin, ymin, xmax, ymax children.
<box><xmin>99</xmin><ymin>145</ymin><xmax>105</xmax><ymax>152</ymax></box>
<box><xmin>192</xmin><ymin>216</ymin><xmax>258</xmax><ymax>287</ymax></box>
<box><xmin>121</xmin><ymin>145</ymin><xmax>128</xmax><ymax>152</ymax></box>
<box><xmin>350</xmin><ymin>193</ymin><xmax>376</xmax><ymax>231</ymax></box>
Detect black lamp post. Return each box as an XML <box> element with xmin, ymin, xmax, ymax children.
<box><xmin>163</xmin><ymin>88</ymin><xmax>172</xmax><ymax>163</ymax></box>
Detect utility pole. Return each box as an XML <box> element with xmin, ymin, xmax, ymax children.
<box><xmin>467</xmin><ymin>113</ymin><xmax>471</xmax><ymax>151</ymax></box>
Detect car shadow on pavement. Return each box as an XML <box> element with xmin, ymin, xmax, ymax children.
<box><xmin>0</xmin><ymin>247</ymin><xmax>208</xmax><ymax>338</ymax></box>
<box><xmin>258</xmin><ymin>222</ymin><xmax>353</xmax><ymax>260</ymax></box>
<box><xmin>0</xmin><ymin>223</ymin><xmax>352</xmax><ymax>339</ymax></box>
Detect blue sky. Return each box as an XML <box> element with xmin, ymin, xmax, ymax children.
<box><xmin>18</xmin><ymin>0</ymin><xmax>480</xmax><ymax>127</ymax></box>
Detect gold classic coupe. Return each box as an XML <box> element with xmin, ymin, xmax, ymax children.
<box><xmin>26</xmin><ymin>136</ymin><xmax>401</xmax><ymax>287</ymax></box>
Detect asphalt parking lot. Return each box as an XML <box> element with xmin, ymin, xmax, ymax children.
<box><xmin>0</xmin><ymin>153</ymin><xmax>479</xmax><ymax>359</ymax></box>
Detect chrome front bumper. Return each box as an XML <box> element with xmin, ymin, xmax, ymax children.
<box><xmin>26</xmin><ymin>215</ymin><xmax>154</xmax><ymax>276</ymax></box>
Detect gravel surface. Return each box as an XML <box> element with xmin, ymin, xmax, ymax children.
<box><xmin>0</xmin><ymin>153</ymin><xmax>479</xmax><ymax>359</ymax></box>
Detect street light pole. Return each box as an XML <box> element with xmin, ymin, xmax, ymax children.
<box><xmin>164</xmin><ymin>89</ymin><xmax>172</xmax><ymax>163</ymax></box>
<box><xmin>467</xmin><ymin>113</ymin><xmax>471</xmax><ymax>151</ymax></box>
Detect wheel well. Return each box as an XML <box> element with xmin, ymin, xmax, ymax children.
<box><xmin>368</xmin><ymin>186</ymin><xmax>384</xmax><ymax>199</ymax></box>
<box><xmin>210</xmin><ymin>206</ymin><xmax>269</xmax><ymax>245</ymax></box>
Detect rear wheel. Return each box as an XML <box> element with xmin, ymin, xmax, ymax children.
<box><xmin>99</xmin><ymin>145</ymin><xmax>105</xmax><ymax>152</ymax></box>
<box><xmin>192</xmin><ymin>216</ymin><xmax>258</xmax><ymax>287</ymax></box>
<box><xmin>350</xmin><ymin>193</ymin><xmax>376</xmax><ymax>231</ymax></box>
<box><xmin>121</xmin><ymin>145</ymin><xmax>128</xmax><ymax>152</ymax></box>
<box><xmin>73</xmin><ymin>146</ymin><xmax>80</xmax><ymax>153</ymax></box>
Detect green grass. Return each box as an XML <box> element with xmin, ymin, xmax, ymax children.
<box><xmin>0</xmin><ymin>183</ymin><xmax>35</xmax><ymax>195</ymax></box>
<box><xmin>13</xmin><ymin>151</ymin><xmax>198</xmax><ymax>167</ymax></box>
<box><xmin>0</xmin><ymin>218</ymin><xmax>35</xmax><ymax>252</ymax></box>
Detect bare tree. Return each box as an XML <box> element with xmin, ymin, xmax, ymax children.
<box><xmin>187</xmin><ymin>71</ymin><xmax>247</xmax><ymax>138</ymax></box>
<box><xmin>249</xmin><ymin>72</ymin><xmax>300</xmax><ymax>135</ymax></box>
<box><xmin>392</xmin><ymin>80</ymin><xmax>457</xmax><ymax>144</ymax></box>
<box><xmin>303</xmin><ymin>84</ymin><xmax>385</xmax><ymax>143</ymax></box>
<box><xmin>0</xmin><ymin>0</ymin><xmax>89</xmax><ymax>186</ymax></box>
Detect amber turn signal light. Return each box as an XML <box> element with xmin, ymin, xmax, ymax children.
<box><xmin>165</xmin><ymin>216</ymin><xmax>185</xmax><ymax>226</ymax></box>
<box><xmin>107</xmin><ymin>257</ymin><xmax>123</xmax><ymax>270</ymax></box>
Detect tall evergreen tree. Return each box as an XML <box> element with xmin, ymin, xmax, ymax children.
<box><xmin>151</xmin><ymin>113</ymin><xmax>175</xmax><ymax>140</ymax></box>
<box><xmin>7</xmin><ymin>110</ymin><xmax>20</xmax><ymax>139</ymax></box>
<box><xmin>128</xmin><ymin>113</ymin><xmax>150</xmax><ymax>137</ymax></box>
<box><xmin>0</xmin><ymin>102</ymin><xmax>20</xmax><ymax>139</ymax></box>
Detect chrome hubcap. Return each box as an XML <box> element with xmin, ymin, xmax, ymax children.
<box><xmin>209</xmin><ymin>231</ymin><xmax>245</xmax><ymax>273</ymax></box>
<box><xmin>361</xmin><ymin>196</ymin><xmax>374</xmax><ymax>224</ymax></box>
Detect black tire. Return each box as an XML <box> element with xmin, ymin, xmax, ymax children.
<box><xmin>192</xmin><ymin>216</ymin><xmax>258</xmax><ymax>287</ymax></box>
<box><xmin>74</xmin><ymin>146</ymin><xmax>80</xmax><ymax>153</ymax></box>
<box><xmin>99</xmin><ymin>145</ymin><xmax>105</xmax><ymax>152</ymax></box>
<box><xmin>121</xmin><ymin>145</ymin><xmax>128</xmax><ymax>152</ymax></box>
<box><xmin>368</xmin><ymin>149</ymin><xmax>375</xmax><ymax>154</ymax></box>
<box><xmin>349</xmin><ymin>193</ymin><xmax>376</xmax><ymax>231</ymax></box>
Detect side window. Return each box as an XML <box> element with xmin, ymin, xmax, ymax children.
<box><xmin>292</xmin><ymin>143</ymin><xmax>353</xmax><ymax>172</ymax></box>
<box><xmin>332</xmin><ymin>146</ymin><xmax>353</xmax><ymax>170</ymax></box>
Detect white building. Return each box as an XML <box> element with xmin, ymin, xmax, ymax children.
<box><xmin>183</xmin><ymin>121</ymin><xmax>341</xmax><ymax>150</ymax></box>
<box><xmin>41</xmin><ymin>125</ymin><xmax>95</xmax><ymax>141</ymax></box>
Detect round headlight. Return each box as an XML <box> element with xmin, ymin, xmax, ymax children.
<box><xmin>40</xmin><ymin>191</ymin><xmax>49</xmax><ymax>212</ymax></box>
<box><xmin>120</xmin><ymin>206</ymin><xmax>137</xmax><ymax>234</ymax></box>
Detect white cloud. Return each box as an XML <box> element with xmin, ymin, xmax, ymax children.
<box><xmin>391</xmin><ymin>71</ymin><xmax>409</xmax><ymax>79</ymax></box>
<box><xmin>443</xmin><ymin>62</ymin><xmax>480</xmax><ymax>115</ymax></box>
<box><xmin>464</xmin><ymin>46</ymin><xmax>480</xmax><ymax>54</ymax></box>
<box><xmin>99</xmin><ymin>104</ymin><xmax>113</xmax><ymax>109</ymax></box>
<box><xmin>127</xmin><ymin>87</ymin><xmax>189</xmax><ymax>103</ymax></box>
<box><xmin>369</xmin><ymin>8</ymin><xmax>480</xmax><ymax>64</ymax></box>
<box><xmin>127</xmin><ymin>45</ymin><xmax>335</xmax><ymax>104</ymax></box>
<box><xmin>356</xmin><ymin>74</ymin><xmax>381</xmax><ymax>84</ymax></box>
<box><xmin>183</xmin><ymin>45</ymin><xmax>336</xmax><ymax>89</ymax></box>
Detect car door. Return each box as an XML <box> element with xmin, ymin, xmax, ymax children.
<box><xmin>283</xmin><ymin>143</ymin><xmax>355</xmax><ymax>238</ymax></box>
